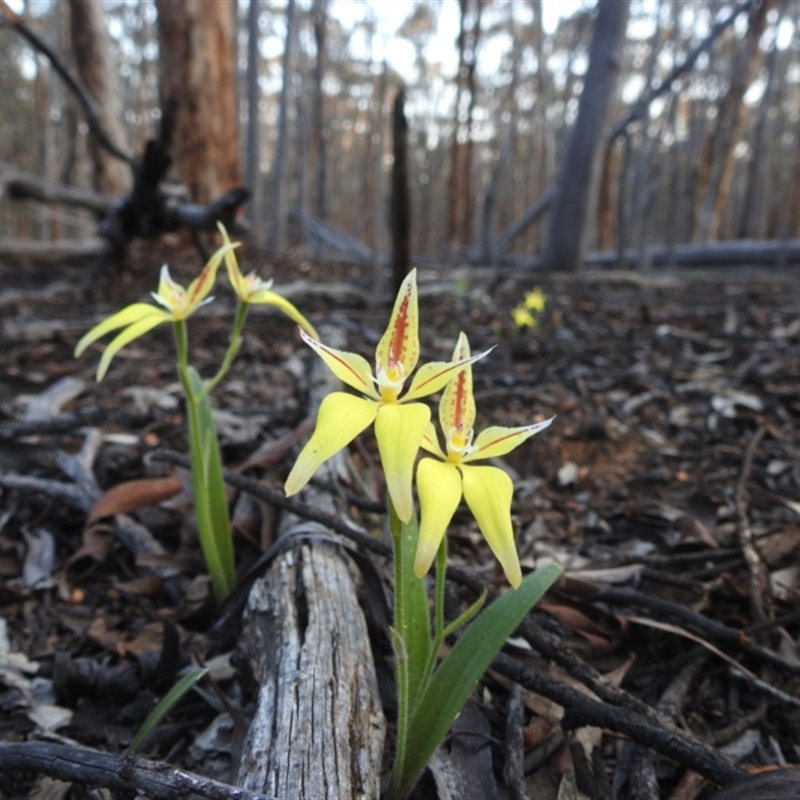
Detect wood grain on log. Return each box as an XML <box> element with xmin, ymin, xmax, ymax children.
<box><xmin>235</xmin><ymin>534</ymin><xmax>385</xmax><ymax>798</ymax></box>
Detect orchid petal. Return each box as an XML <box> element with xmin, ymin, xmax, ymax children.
<box><xmin>374</xmin><ymin>401</ymin><xmax>430</xmax><ymax>522</ymax></box>
<box><xmin>184</xmin><ymin>244</ymin><xmax>232</xmax><ymax>313</ymax></box>
<box><xmin>414</xmin><ymin>458</ymin><xmax>463</xmax><ymax>578</ymax></box>
<box><xmin>299</xmin><ymin>328</ymin><xmax>378</xmax><ymax>398</ymax></box>
<box><xmin>248</xmin><ymin>289</ymin><xmax>319</xmax><ymax>338</ymax></box>
<box><xmin>438</xmin><ymin>332</ymin><xmax>475</xmax><ymax>434</ymax></box>
<box><xmin>460</xmin><ymin>464</ymin><xmax>522</xmax><ymax>588</ymax></box>
<box><xmin>420</xmin><ymin>421</ymin><xmax>446</xmax><ymax>459</ymax></box>
<box><xmin>284</xmin><ymin>392</ymin><xmax>378</xmax><ymax>497</ymax></box>
<box><xmin>74</xmin><ymin>303</ymin><xmax>168</xmax><ymax>357</ymax></box>
<box><xmin>403</xmin><ymin>347</ymin><xmax>491</xmax><ymax>402</ymax></box>
<box><xmin>216</xmin><ymin>223</ymin><xmax>246</xmax><ymax>298</ymax></box>
<box><xmin>376</xmin><ymin>269</ymin><xmax>419</xmax><ymax>376</ymax></box>
<box><xmin>466</xmin><ymin>417</ymin><xmax>555</xmax><ymax>462</ymax></box>
<box><xmin>153</xmin><ymin>265</ymin><xmax>187</xmax><ymax>313</ymax></box>
<box><xmin>95</xmin><ymin>315</ymin><xmax>169</xmax><ymax>381</ymax></box>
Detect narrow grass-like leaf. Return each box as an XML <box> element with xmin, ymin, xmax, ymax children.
<box><xmin>129</xmin><ymin>667</ymin><xmax>208</xmax><ymax>752</ymax></box>
<box><xmin>186</xmin><ymin>367</ymin><xmax>236</xmax><ymax>600</ymax></box>
<box><xmin>395</xmin><ymin>564</ymin><xmax>562</xmax><ymax>798</ymax></box>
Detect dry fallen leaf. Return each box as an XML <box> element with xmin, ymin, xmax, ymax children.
<box><xmin>87</xmin><ymin>475</ymin><xmax>182</xmax><ymax>524</ymax></box>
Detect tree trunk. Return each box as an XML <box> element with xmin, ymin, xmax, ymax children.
<box><xmin>391</xmin><ymin>87</ymin><xmax>411</xmax><ymax>295</ymax></box>
<box><xmin>446</xmin><ymin>0</ymin><xmax>482</xmax><ymax>252</ymax></box>
<box><xmin>696</xmin><ymin>0</ymin><xmax>771</xmax><ymax>242</ymax></box>
<box><xmin>311</xmin><ymin>0</ymin><xmax>328</xmax><ymax>222</ymax></box>
<box><xmin>67</xmin><ymin>0</ymin><xmax>130</xmax><ymax>196</ymax></box>
<box><xmin>246</xmin><ymin>0</ymin><xmax>264</xmax><ymax>245</ymax></box>
<box><xmin>541</xmin><ymin>0</ymin><xmax>630</xmax><ymax>271</ymax></box>
<box><xmin>269</xmin><ymin>0</ymin><xmax>295</xmax><ymax>253</ymax></box>
<box><xmin>155</xmin><ymin>0</ymin><xmax>241</xmax><ymax>204</ymax></box>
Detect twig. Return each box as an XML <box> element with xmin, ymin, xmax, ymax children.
<box><xmin>490</xmin><ymin>653</ymin><xmax>746</xmax><ymax>788</ymax></box>
<box><xmin>736</xmin><ymin>424</ymin><xmax>769</xmax><ymax>628</ymax></box>
<box><xmin>503</xmin><ymin>683</ymin><xmax>530</xmax><ymax>800</ymax></box>
<box><xmin>589</xmin><ymin>587</ymin><xmax>800</xmax><ymax>676</ymax></box>
<box><xmin>0</xmin><ymin>406</ymin><xmax>102</xmax><ymax>440</ymax></box>
<box><xmin>0</xmin><ymin>742</ymin><xmax>274</xmax><ymax>800</ymax></box>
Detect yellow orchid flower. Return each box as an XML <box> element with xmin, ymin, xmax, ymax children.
<box><xmin>216</xmin><ymin>223</ymin><xmax>318</xmax><ymax>338</ymax></box>
<box><xmin>285</xmin><ymin>269</ymin><xmax>488</xmax><ymax>522</ymax></box>
<box><xmin>511</xmin><ymin>305</ymin><xmax>535</xmax><ymax>329</ymax></box>
<box><xmin>74</xmin><ymin>243</ymin><xmax>235</xmax><ymax>381</ymax></box>
<box><xmin>414</xmin><ymin>333</ymin><xmax>554</xmax><ymax>587</ymax></box>
<box><xmin>524</xmin><ymin>287</ymin><xmax>546</xmax><ymax>313</ymax></box>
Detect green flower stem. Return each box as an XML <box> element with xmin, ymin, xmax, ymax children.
<box><xmin>388</xmin><ymin>500</ymin><xmax>432</xmax><ymax>800</ymax></box>
<box><xmin>435</xmin><ymin>534</ymin><xmax>447</xmax><ymax>639</ymax></box>
<box><xmin>198</xmin><ymin>300</ymin><xmax>249</xmax><ymax>401</ymax></box>
<box><xmin>390</xmin><ymin>502</ymin><xmax>411</xmax><ymax>800</ymax></box>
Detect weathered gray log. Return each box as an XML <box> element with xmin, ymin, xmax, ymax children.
<box><xmin>0</xmin><ymin>163</ymin><xmax>112</xmax><ymax>212</ymax></box>
<box><xmin>234</xmin><ymin>327</ymin><xmax>385</xmax><ymax>798</ymax></box>
<box><xmin>0</xmin><ymin>237</ymin><xmax>106</xmax><ymax>264</ymax></box>
<box><xmin>235</xmin><ymin>536</ymin><xmax>385</xmax><ymax>798</ymax></box>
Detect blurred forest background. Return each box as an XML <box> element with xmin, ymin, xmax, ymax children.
<box><xmin>0</xmin><ymin>0</ymin><xmax>798</xmax><ymax>272</ymax></box>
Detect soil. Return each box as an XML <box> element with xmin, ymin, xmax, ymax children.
<box><xmin>1</xmin><ymin>240</ymin><xmax>799</xmax><ymax>799</ymax></box>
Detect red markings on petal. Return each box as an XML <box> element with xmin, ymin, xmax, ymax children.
<box><xmin>389</xmin><ymin>293</ymin><xmax>410</xmax><ymax>364</ymax></box>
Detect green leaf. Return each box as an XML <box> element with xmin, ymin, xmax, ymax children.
<box><xmin>397</xmin><ymin>564</ymin><xmax>562</xmax><ymax>798</ymax></box>
<box><xmin>186</xmin><ymin>367</ymin><xmax>236</xmax><ymax>600</ymax></box>
<box><xmin>129</xmin><ymin>667</ymin><xmax>208</xmax><ymax>752</ymax></box>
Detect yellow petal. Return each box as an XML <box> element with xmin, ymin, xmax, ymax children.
<box><xmin>248</xmin><ymin>289</ymin><xmax>319</xmax><ymax>338</ymax></box>
<box><xmin>438</xmin><ymin>332</ymin><xmax>475</xmax><ymax>434</ymax></box>
<box><xmin>299</xmin><ymin>328</ymin><xmax>378</xmax><ymax>398</ymax></box>
<box><xmin>95</xmin><ymin>315</ymin><xmax>169</xmax><ymax>381</ymax></box>
<box><xmin>466</xmin><ymin>417</ymin><xmax>555</xmax><ymax>461</ymax></box>
<box><xmin>414</xmin><ymin>458</ymin><xmax>463</xmax><ymax>578</ymax></box>
<box><xmin>376</xmin><ymin>269</ymin><xmax>419</xmax><ymax>376</ymax></box>
<box><xmin>420</xmin><ymin>421</ymin><xmax>446</xmax><ymax>459</ymax></box>
<box><xmin>153</xmin><ymin>265</ymin><xmax>188</xmax><ymax>314</ymax></box>
<box><xmin>284</xmin><ymin>392</ymin><xmax>377</xmax><ymax>496</ymax></box>
<box><xmin>216</xmin><ymin>223</ymin><xmax>246</xmax><ymax>299</ymax></box>
<box><xmin>374</xmin><ymin>401</ymin><xmax>430</xmax><ymax>522</ymax></box>
<box><xmin>184</xmin><ymin>241</ymin><xmax>236</xmax><ymax>313</ymax></box>
<box><xmin>75</xmin><ymin>303</ymin><xmax>167</xmax><ymax>357</ymax></box>
<box><xmin>524</xmin><ymin>288</ymin><xmax>546</xmax><ymax>312</ymax></box>
<box><xmin>403</xmin><ymin>346</ymin><xmax>491</xmax><ymax>402</ymax></box>
<box><xmin>460</xmin><ymin>464</ymin><xmax>522</xmax><ymax>588</ymax></box>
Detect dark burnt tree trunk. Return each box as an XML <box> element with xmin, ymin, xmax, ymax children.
<box><xmin>542</xmin><ymin>0</ymin><xmax>630</xmax><ymax>271</ymax></box>
<box><xmin>391</xmin><ymin>87</ymin><xmax>411</xmax><ymax>295</ymax></box>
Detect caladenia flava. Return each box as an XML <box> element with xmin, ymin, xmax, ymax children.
<box><xmin>75</xmin><ymin>225</ymin><xmax>316</xmax><ymax>601</ymax></box>
<box><xmin>284</xmin><ymin>270</ymin><xmax>561</xmax><ymax>799</ymax></box>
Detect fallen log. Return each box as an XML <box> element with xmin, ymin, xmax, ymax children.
<box><xmin>0</xmin><ymin>237</ymin><xmax>106</xmax><ymax>264</ymax></box>
<box><xmin>0</xmin><ymin>162</ymin><xmax>111</xmax><ymax>213</ymax></box>
<box><xmin>494</xmin><ymin>238</ymin><xmax>800</xmax><ymax>271</ymax></box>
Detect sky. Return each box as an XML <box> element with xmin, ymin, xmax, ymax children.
<box><xmin>329</xmin><ymin>0</ymin><xmax>588</xmax><ymax>79</ymax></box>
<box><xmin>8</xmin><ymin>0</ymin><xmax>589</xmax><ymax>85</ymax></box>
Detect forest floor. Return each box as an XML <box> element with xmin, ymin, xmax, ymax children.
<box><xmin>1</xmin><ymin>240</ymin><xmax>799</xmax><ymax>800</ymax></box>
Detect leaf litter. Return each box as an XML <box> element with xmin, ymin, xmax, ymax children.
<box><xmin>1</xmin><ymin>248</ymin><xmax>800</xmax><ymax>798</ymax></box>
